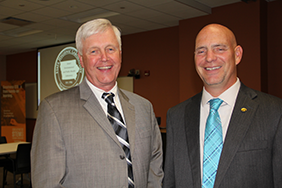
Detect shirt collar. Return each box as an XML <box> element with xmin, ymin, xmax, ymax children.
<box><xmin>201</xmin><ymin>78</ymin><xmax>241</xmax><ymax>107</ymax></box>
<box><xmin>85</xmin><ymin>78</ymin><xmax>118</xmax><ymax>99</ymax></box>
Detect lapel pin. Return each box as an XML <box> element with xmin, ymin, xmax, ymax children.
<box><xmin>241</xmin><ymin>107</ymin><xmax>247</xmax><ymax>113</ymax></box>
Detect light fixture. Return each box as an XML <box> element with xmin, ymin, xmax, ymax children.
<box><xmin>61</xmin><ymin>8</ymin><xmax>120</xmax><ymax>23</ymax></box>
<box><xmin>0</xmin><ymin>17</ymin><xmax>33</xmax><ymax>27</ymax></box>
<box><xmin>16</xmin><ymin>30</ymin><xmax>43</xmax><ymax>37</ymax></box>
<box><xmin>0</xmin><ymin>27</ymin><xmax>43</xmax><ymax>37</ymax></box>
<box><xmin>79</xmin><ymin>12</ymin><xmax>120</xmax><ymax>23</ymax></box>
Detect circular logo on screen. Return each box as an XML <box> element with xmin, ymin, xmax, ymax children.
<box><xmin>54</xmin><ymin>47</ymin><xmax>84</xmax><ymax>91</ymax></box>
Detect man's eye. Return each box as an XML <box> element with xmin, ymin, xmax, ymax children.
<box><xmin>215</xmin><ymin>47</ymin><xmax>226</xmax><ymax>53</ymax></box>
<box><xmin>107</xmin><ymin>48</ymin><xmax>115</xmax><ymax>53</ymax></box>
<box><xmin>196</xmin><ymin>50</ymin><xmax>206</xmax><ymax>55</ymax></box>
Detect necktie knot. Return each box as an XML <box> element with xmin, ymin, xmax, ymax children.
<box><xmin>102</xmin><ymin>92</ymin><xmax>115</xmax><ymax>105</ymax></box>
<box><xmin>209</xmin><ymin>98</ymin><xmax>223</xmax><ymax>111</ymax></box>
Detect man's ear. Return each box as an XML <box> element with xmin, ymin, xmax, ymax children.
<box><xmin>120</xmin><ymin>50</ymin><xmax>122</xmax><ymax>63</ymax></box>
<box><xmin>78</xmin><ymin>53</ymin><xmax>84</xmax><ymax>68</ymax></box>
<box><xmin>235</xmin><ymin>45</ymin><xmax>243</xmax><ymax>65</ymax></box>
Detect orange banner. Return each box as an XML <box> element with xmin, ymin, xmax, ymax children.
<box><xmin>1</xmin><ymin>80</ymin><xmax>26</xmax><ymax>143</ymax></box>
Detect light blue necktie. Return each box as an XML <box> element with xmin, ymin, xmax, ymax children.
<box><xmin>202</xmin><ymin>98</ymin><xmax>223</xmax><ymax>188</ymax></box>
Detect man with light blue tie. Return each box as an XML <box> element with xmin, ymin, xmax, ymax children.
<box><xmin>163</xmin><ymin>23</ymin><xmax>282</xmax><ymax>188</ymax></box>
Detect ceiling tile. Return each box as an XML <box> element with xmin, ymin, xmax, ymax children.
<box><xmin>0</xmin><ymin>22</ymin><xmax>19</xmax><ymax>32</ymax></box>
<box><xmin>0</xmin><ymin>34</ymin><xmax>12</xmax><ymax>40</ymax></box>
<box><xmin>196</xmin><ymin>0</ymin><xmax>241</xmax><ymax>8</ymax></box>
<box><xmin>47</xmin><ymin>27</ymin><xmax>77</xmax><ymax>37</ymax></box>
<box><xmin>152</xmin><ymin>1</ymin><xmax>199</xmax><ymax>16</ymax></box>
<box><xmin>76</xmin><ymin>0</ymin><xmax>122</xmax><ymax>7</ymax></box>
<box><xmin>171</xmin><ymin>7</ymin><xmax>207</xmax><ymax>19</ymax></box>
<box><xmin>109</xmin><ymin>15</ymin><xmax>148</xmax><ymax>27</ymax></box>
<box><xmin>50</xmin><ymin>0</ymin><xmax>96</xmax><ymax>13</ymax></box>
<box><xmin>143</xmin><ymin>14</ymin><xmax>180</xmax><ymax>26</ymax></box>
<box><xmin>15</xmin><ymin>12</ymin><xmax>51</xmax><ymax>22</ymax></box>
<box><xmin>152</xmin><ymin>1</ymin><xmax>209</xmax><ymax>19</ymax></box>
<box><xmin>128</xmin><ymin>0</ymin><xmax>173</xmax><ymax>7</ymax></box>
<box><xmin>59</xmin><ymin>8</ymin><xmax>120</xmax><ymax>24</ymax></box>
<box><xmin>1</xmin><ymin>26</ymin><xmax>42</xmax><ymax>37</ymax></box>
<box><xmin>42</xmin><ymin>18</ymin><xmax>77</xmax><ymax>27</ymax></box>
<box><xmin>125</xmin><ymin>8</ymin><xmax>167</xmax><ymax>19</ymax></box>
<box><xmin>0</xmin><ymin>5</ymin><xmax>24</xmax><ymax>17</ymax></box>
<box><xmin>103</xmin><ymin>1</ymin><xmax>144</xmax><ymax>13</ymax></box>
<box><xmin>32</xmin><ymin>6</ymin><xmax>72</xmax><ymax>18</ymax></box>
<box><xmin>0</xmin><ymin>37</ymin><xmax>27</xmax><ymax>46</ymax></box>
<box><xmin>26</xmin><ymin>0</ymin><xmax>66</xmax><ymax>6</ymax></box>
<box><xmin>0</xmin><ymin>0</ymin><xmax>44</xmax><ymax>11</ymax></box>
<box><xmin>25</xmin><ymin>22</ymin><xmax>56</xmax><ymax>31</ymax></box>
<box><xmin>0</xmin><ymin>0</ymin><xmax>242</xmax><ymax>55</ymax></box>
<box><xmin>0</xmin><ymin>46</ymin><xmax>32</xmax><ymax>55</ymax></box>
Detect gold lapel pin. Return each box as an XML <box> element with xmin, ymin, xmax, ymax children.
<box><xmin>241</xmin><ymin>107</ymin><xmax>247</xmax><ymax>112</ymax></box>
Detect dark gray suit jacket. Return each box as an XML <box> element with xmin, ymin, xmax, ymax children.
<box><xmin>163</xmin><ymin>83</ymin><xmax>282</xmax><ymax>188</ymax></box>
<box><xmin>31</xmin><ymin>79</ymin><xmax>163</xmax><ymax>188</ymax></box>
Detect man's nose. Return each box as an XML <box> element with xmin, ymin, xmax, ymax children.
<box><xmin>206</xmin><ymin>50</ymin><xmax>216</xmax><ymax>62</ymax></box>
<box><xmin>101</xmin><ymin>50</ymin><xmax>109</xmax><ymax>61</ymax></box>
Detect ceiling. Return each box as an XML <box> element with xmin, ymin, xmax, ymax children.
<box><xmin>0</xmin><ymin>0</ymin><xmax>244</xmax><ymax>55</ymax></box>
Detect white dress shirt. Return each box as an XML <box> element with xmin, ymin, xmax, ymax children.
<box><xmin>85</xmin><ymin>78</ymin><xmax>125</xmax><ymax>122</ymax></box>
<box><xmin>200</xmin><ymin>78</ymin><xmax>241</xmax><ymax>179</ymax></box>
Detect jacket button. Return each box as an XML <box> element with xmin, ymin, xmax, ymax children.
<box><xmin>120</xmin><ymin>155</ymin><xmax>125</xmax><ymax>160</ymax></box>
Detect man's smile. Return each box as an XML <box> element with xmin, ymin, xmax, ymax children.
<box><xmin>97</xmin><ymin>65</ymin><xmax>113</xmax><ymax>70</ymax></box>
<box><xmin>205</xmin><ymin>66</ymin><xmax>221</xmax><ymax>71</ymax></box>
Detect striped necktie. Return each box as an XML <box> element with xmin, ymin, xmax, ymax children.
<box><xmin>202</xmin><ymin>98</ymin><xmax>223</xmax><ymax>188</ymax></box>
<box><xmin>102</xmin><ymin>92</ymin><xmax>134</xmax><ymax>188</ymax></box>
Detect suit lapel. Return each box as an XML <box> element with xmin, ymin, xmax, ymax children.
<box><xmin>79</xmin><ymin>80</ymin><xmax>121</xmax><ymax>147</ymax></box>
<box><xmin>118</xmin><ymin>89</ymin><xmax>136</xmax><ymax>155</ymax></box>
<box><xmin>185</xmin><ymin>93</ymin><xmax>202</xmax><ymax>188</ymax></box>
<box><xmin>214</xmin><ymin>84</ymin><xmax>259</xmax><ymax>188</ymax></box>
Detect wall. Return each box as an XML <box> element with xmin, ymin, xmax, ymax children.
<box><xmin>120</xmin><ymin>26</ymin><xmax>180</xmax><ymax>127</ymax></box>
<box><xmin>5</xmin><ymin>1</ymin><xmax>281</xmax><ymax>138</ymax></box>
<box><xmin>6</xmin><ymin>51</ymin><xmax>37</xmax><ymax>82</ymax></box>
<box><xmin>0</xmin><ymin>55</ymin><xmax>6</xmax><ymax>136</ymax></box>
<box><xmin>268</xmin><ymin>0</ymin><xmax>282</xmax><ymax>98</ymax></box>
<box><xmin>0</xmin><ymin>55</ymin><xmax>6</xmax><ymax>82</ymax></box>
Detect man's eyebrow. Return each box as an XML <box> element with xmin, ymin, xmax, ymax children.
<box><xmin>195</xmin><ymin>46</ymin><xmax>206</xmax><ymax>51</ymax></box>
<box><xmin>212</xmin><ymin>44</ymin><xmax>228</xmax><ymax>48</ymax></box>
<box><xmin>88</xmin><ymin>45</ymin><xmax>99</xmax><ymax>49</ymax></box>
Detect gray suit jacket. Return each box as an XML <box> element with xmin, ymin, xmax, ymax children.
<box><xmin>31</xmin><ymin>79</ymin><xmax>163</xmax><ymax>188</ymax></box>
<box><xmin>163</xmin><ymin>83</ymin><xmax>282</xmax><ymax>188</ymax></box>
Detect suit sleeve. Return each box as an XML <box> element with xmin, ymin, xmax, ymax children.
<box><xmin>273</xmin><ymin>115</ymin><xmax>282</xmax><ymax>188</ymax></box>
<box><xmin>163</xmin><ymin>108</ymin><xmax>175</xmax><ymax>188</ymax></box>
<box><xmin>31</xmin><ymin>99</ymin><xmax>66</xmax><ymax>188</ymax></box>
<box><xmin>147</xmin><ymin>103</ymin><xmax>164</xmax><ymax>188</ymax></box>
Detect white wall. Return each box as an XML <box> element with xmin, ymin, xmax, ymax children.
<box><xmin>0</xmin><ymin>55</ymin><xmax>6</xmax><ymax>82</ymax></box>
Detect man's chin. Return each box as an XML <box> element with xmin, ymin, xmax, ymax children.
<box><xmin>204</xmin><ymin>79</ymin><xmax>223</xmax><ymax>87</ymax></box>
